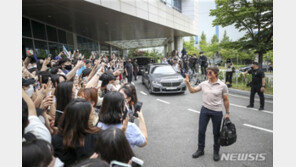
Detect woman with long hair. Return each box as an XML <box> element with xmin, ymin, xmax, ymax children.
<box><xmin>77</xmin><ymin>88</ymin><xmax>100</xmax><ymax>126</ymax></box>
<box><xmin>52</xmin><ymin>98</ymin><xmax>101</xmax><ymax>166</ymax></box>
<box><xmin>55</xmin><ymin>81</ymin><xmax>75</xmax><ymax>112</ymax></box>
<box><xmin>119</xmin><ymin>84</ymin><xmax>138</xmax><ymax>122</ymax></box>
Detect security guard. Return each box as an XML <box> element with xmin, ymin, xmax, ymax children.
<box><xmin>199</xmin><ymin>52</ymin><xmax>208</xmax><ymax>75</ymax></box>
<box><xmin>225</xmin><ymin>58</ymin><xmax>235</xmax><ymax>87</ymax></box>
<box><xmin>243</xmin><ymin>62</ymin><xmax>265</xmax><ymax>110</ymax></box>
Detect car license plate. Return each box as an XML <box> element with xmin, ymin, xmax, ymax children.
<box><xmin>166</xmin><ymin>87</ymin><xmax>177</xmax><ymax>90</ymax></box>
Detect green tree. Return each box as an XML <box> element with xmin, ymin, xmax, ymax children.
<box><xmin>210</xmin><ymin>0</ymin><xmax>273</xmax><ymax>67</ymax></box>
<box><xmin>183</xmin><ymin>36</ymin><xmax>200</xmax><ymax>56</ymax></box>
<box><xmin>199</xmin><ymin>31</ymin><xmax>208</xmax><ymax>53</ymax></box>
<box><xmin>220</xmin><ymin>30</ymin><xmax>231</xmax><ymax>44</ymax></box>
<box><xmin>263</xmin><ymin>50</ymin><xmax>273</xmax><ymax>63</ymax></box>
<box><xmin>211</xmin><ymin>34</ymin><xmax>219</xmax><ymax>44</ymax></box>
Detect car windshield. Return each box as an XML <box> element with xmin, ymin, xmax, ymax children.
<box><xmin>151</xmin><ymin>66</ymin><xmax>176</xmax><ymax>75</ymax></box>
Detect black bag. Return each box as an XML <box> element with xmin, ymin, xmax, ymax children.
<box><xmin>219</xmin><ymin>118</ymin><xmax>237</xmax><ymax>146</ymax></box>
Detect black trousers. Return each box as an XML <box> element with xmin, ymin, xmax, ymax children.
<box><xmin>127</xmin><ymin>74</ymin><xmax>133</xmax><ymax>83</ymax></box>
<box><xmin>201</xmin><ymin>65</ymin><xmax>207</xmax><ymax>75</ymax></box>
<box><xmin>250</xmin><ymin>86</ymin><xmax>265</xmax><ymax>108</ymax></box>
<box><xmin>198</xmin><ymin>106</ymin><xmax>223</xmax><ymax>152</ymax></box>
<box><xmin>134</xmin><ymin>71</ymin><xmax>138</xmax><ymax>81</ymax></box>
<box><xmin>225</xmin><ymin>72</ymin><xmax>233</xmax><ymax>84</ymax></box>
<box><xmin>191</xmin><ymin>65</ymin><xmax>196</xmax><ymax>74</ymax></box>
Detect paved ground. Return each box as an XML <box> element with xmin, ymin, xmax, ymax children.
<box><xmin>132</xmin><ymin>76</ymin><xmax>273</xmax><ymax>167</ymax></box>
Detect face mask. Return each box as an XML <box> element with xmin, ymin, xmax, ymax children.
<box><xmin>25</xmin><ymin>85</ymin><xmax>34</xmax><ymax>97</ymax></box>
<box><xmin>65</xmin><ymin>65</ymin><xmax>72</xmax><ymax>71</ymax></box>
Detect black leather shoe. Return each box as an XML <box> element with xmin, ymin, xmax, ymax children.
<box><xmin>259</xmin><ymin>107</ymin><xmax>264</xmax><ymax>110</ymax></box>
<box><xmin>247</xmin><ymin>105</ymin><xmax>254</xmax><ymax>108</ymax></box>
<box><xmin>192</xmin><ymin>150</ymin><xmax>204</xmax><ymax>158</ymax></box>
<box><xmin>213</xmin><ymin>151</ymin><xmax>220</xmax><ymax>161</ymax></box>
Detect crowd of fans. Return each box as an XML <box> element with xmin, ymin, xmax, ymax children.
<box><xmin>22</xmin><ymin>50</ymin><xmax>147</xmax><ymax>167</ymax></box>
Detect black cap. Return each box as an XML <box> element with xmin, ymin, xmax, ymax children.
<box><xmin>252</xmin><ymin>61</ymin><xmax>259</xmax><ymax>65</ymax></box>
<box><xmin>22</xmin><ymin>78</ymin><xmax>35</xmax><ymax>87</ymax></box>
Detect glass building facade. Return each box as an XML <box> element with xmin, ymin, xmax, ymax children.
<box><xmin>159</xmin><ymin>0</ymin><xmax>182</xmax><ymax>12</ymax></box>
<box><xmin>22</xmin><ymin>17</ymin><xmax>104</xmax><ymax>59</ymax></box>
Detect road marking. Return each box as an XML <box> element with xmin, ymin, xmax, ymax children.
<box><xmin>243</xmin><ymin>124</ymin><xmax>273</xmax><ymax>133</ymax></box>
<box><xmin>230</xmin><ymin>103</ymin><xmax>273</xmax><ymax>114</ymax></box>
<box><xmin>156</xmin><ymin>99</ymin><xmax>170</xmax><ymax>104</ymax></box>
<box><xmin>188</xmin><ymin>108</ymin><xmax>200</xmax><ymax>113</ymax></box>
<box><xmin>131</xmin><ymin>82</ymin><xmax>135</xmax><ymax>85</ymax></box>
<box><xmin>140</xmin><ymin>91</ymin><xmax>147</xmax><ymax>96</ymax></box>
<box><xmin>229</xmin><ymin>94</ymin><xmax>273</xmax><ymax>103</ymax></box>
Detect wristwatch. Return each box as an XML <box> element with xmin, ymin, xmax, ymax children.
<box><xmin>261</xmin><ymin>85</ymin><xmax>265</xmax><ymax>88</ymax></box>
<box><xmin>226</xmin><ymin>111</ymin><xmax>230</xmax><ymax>114</ymax></box>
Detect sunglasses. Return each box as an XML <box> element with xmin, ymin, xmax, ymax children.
<box><xmin>207</xmin><ymin>71</ymin><xmax>213</xmax><ymax>75</ymax></box>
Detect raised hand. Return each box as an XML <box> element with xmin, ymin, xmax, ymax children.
<box><xmin>185</xmin><ymin>74</ymin><xmax>190</xmax><ymax>84</ymax></box>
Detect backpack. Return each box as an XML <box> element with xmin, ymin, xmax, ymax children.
<box><xmin>219</xmin><ymin>118</ymin><xmax>237</xmax><ymax>146</ymax></box>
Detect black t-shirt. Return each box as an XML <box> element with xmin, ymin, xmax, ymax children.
<box><xmin>52</xmin><ymin>132</ymin><xmax>99</xmax><ymax>167</ymax></box>
<box><xmin>200</xmin><ymin>55</ymin><xmax>207</xmax><ymax>65</ymax></box>
<box><xmin>124</xmin><ymin>62</ymin><xmax>133</xmax><ymax>74</ymax></box>
<box><xmin>247</xmin><ymin>68</ymin><xmax>265</xmax><ymax>87</ymax></box>
<box><xmin>133</xmin><ymin>62</ymin><xmax>139</xmax><ymax>72</ymax></box>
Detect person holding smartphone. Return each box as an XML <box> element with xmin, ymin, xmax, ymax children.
<box><xmin>97</xmin><ymin>92</ymin><xmax>148</xmax><ymax>148</ymax></box>
<box><xmin>185</xmin><ymin>66</ymin><xmax>230</xmax><ymax>161</ymax></box>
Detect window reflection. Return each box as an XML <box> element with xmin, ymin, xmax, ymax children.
<box><xmin>22</xmin><ymin>18</ymin><xmax>31</xmax><ymax>37</ymax></box>
<box><xmin>47</xmin><ymin>26</ymin><xmax>58</xmax><ymax>42</ymax></box>
<box><xmin>34</xmin><ymin>40</ymin><xmax>49</xmax><ymax>58</ymax></box>
<box><xmin>58</xmin><ymin>30</ymin><xmax>67</xmax><ymax>44</ymax></box>
<box><xmin>32</xmin><ymin>20</ymin><xmax>46</xmax><ymax>40</ymax></box>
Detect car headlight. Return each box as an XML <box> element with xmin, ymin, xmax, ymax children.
<box><xmin>152</xmin><ymin>81</ymin><xmax>160</xmax><ymax>85</ymax></box>
<box><xmin>179</xmin><ymin>79</ymin><xmax>185</xmax><ymax>84</ymax></box>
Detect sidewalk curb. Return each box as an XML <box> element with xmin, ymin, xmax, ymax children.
<box><xmin>229</xmin><ymin>88</ymin><xmax>273</xmax><ymax>100</ymax></box>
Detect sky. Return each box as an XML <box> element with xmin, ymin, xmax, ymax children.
<box><xmin>187</xmin><ymin>0</ymin><xmax>246</xmax><ymax>43</ymax></box>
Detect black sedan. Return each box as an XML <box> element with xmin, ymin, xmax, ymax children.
<box><xmin>142</xmin><ymin>64</ymin><xmax>186</xmax><ymax>94</ymax></box>
<box><xmin>132</xmin><ymin>56</ymin><xmax>157</xmax><ymax>75</ymax></box>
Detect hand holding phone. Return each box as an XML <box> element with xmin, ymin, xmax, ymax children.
<box><xmin>133</xmin><ymin>102</ymin><xmax>143</xmax><ymax>118</ymax></box>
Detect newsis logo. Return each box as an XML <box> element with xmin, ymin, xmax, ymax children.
<box><xmin>220</xmin><ymin>153</ymin><xmax>267</xmax><ymax>161</ymax></box>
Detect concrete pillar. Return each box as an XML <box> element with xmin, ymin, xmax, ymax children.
<box><xmin>164</xmin><ymin>45</ymin><xmax>167</xmax><ymax>57</ymax></box>
<box><xmin>167</xmin><ymin>42</ymin><xmax>173</xmax><ymax>56</ymax></box>
<box><xmin>109</xmin><ymin>46</ymin><xmax>112</xmax><ymax>57</ymax></box>
<box><xmin>174</xmin><ymin>36</ymin><xmax>183</xmax><ymax>56</ymax></box>
<box><xmin>123</xmin><ymin>49</ymin><xmax>128</xmax><ymax>59</ymax></box>
<box><xmin>97</xmin><ymin>42</ymin><xmax>101</xmax><ymax>57</ymax></box>
<box><xmin>73</xmin><ymin>33</ymin><xmax>78</xmax><ymax>50</ymax></box>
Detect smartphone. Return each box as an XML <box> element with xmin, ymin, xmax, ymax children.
<box><xmin>122</xmin><ymin>108</ymin><xmax>128</xmax><ymax>120</ymax></box>
<box><xmin>131</xmin><ymin>157</ymin><xmax>144</xmax><ymax>167</ymax></box>
<box><xmin>133</xmin><ymin>102</ymin><xmax>143</xmax><ymax>117</ymax></box>
<box><xmin>110</xmin><ymin>160</ymin><xmax>131</xmax><ymax>167</ymax></box>
<box><xmin>54</xmin><ymin>110</ymin><xmax>64</xmax><ymax>127</ymax></box>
